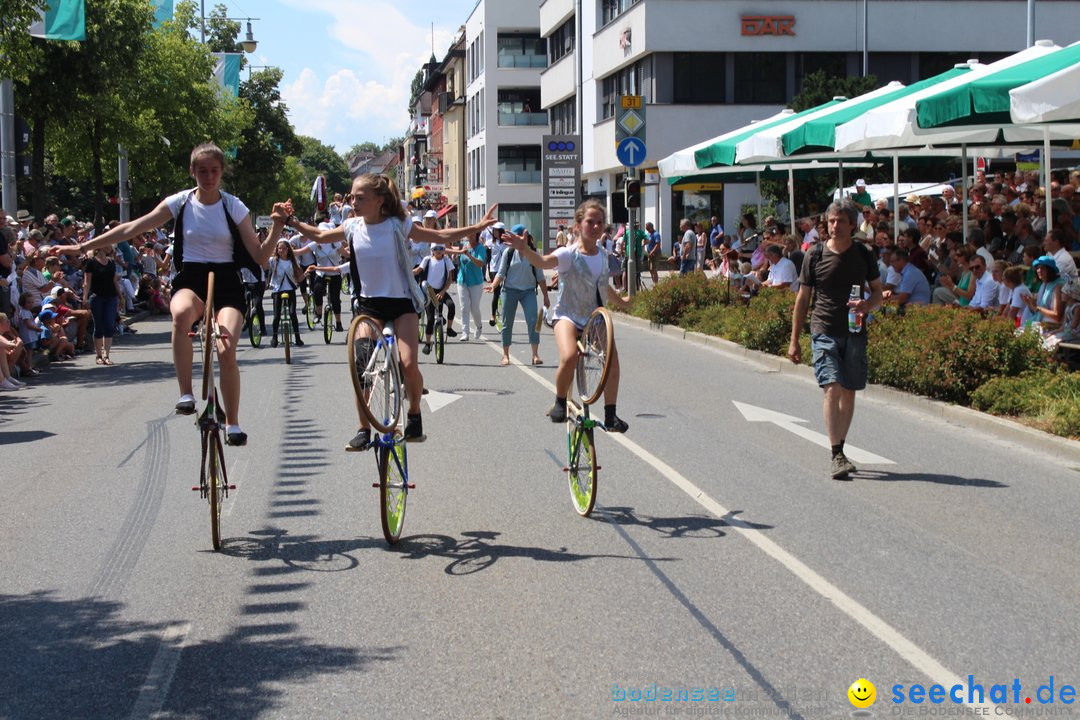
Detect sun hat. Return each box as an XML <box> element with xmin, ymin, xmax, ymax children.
<box><xmin>423</xmin><ymin>209</ymin><xmax>438</xmax><ymax>219</ymax></box>
<box><xmin>510</xmin><ymin>224</ymin><xmax>526</xmax><ymax>235</ymax></box>
<box><xmin>1031</xmin><ymin>255</ymin><xmax>1058</xmax><ymax>273</ymax></box>
<box><xmin>492</xmin><ymin>222</ymin><xmax>506</xmax><ymax>231</ymax></box>
<box><xmin>1062</xmin><ymin>280</ymin><xmax>1080</xmax><ymax>301</ymax></box>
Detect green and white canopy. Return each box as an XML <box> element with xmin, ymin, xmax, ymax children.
<box><xmin>656</xmin><ymin>109</ymin><xmax>796</xmax><ymax>179</ymax></box>
<box><xmin>1010</xmin><ymin>41</ymin><xmax>1080</xmax><ymax>124</ymax></box>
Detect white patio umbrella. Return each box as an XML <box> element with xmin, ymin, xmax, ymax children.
<box><xmin>657</xmin><ymin>109</ymin><xmax>795</xmax><ymax>179</ymax></box>
<box><xmin>1010</xmin><ymin>50</ymin><xmax>1080</xmax><ymax>123</ymax></box>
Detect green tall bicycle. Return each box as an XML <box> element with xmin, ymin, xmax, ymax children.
<box><xmin>564</xmin><ymin>307</ymin><xmax>614</xmax><ymax>517</ymax></box>
<box><xmin>348</xmin><ymin>314</ymin><xmax>413</xmax><ymax>543</ymax></box>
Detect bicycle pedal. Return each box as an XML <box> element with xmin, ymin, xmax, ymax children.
<box><xmin>218</xmin><ymin>331</ymin><xmax>230</xmax><ymax>339</ymax></box>
<box><xmin>372</xmin><ymin>482</ymin><xmax>380</xmax><ymax>488</ymax></box>
<box><xmin>407</xmin><ymin>484</ymin><xmax>416</xmax><ymax>489</ymax></box>
<box><xmin>228</xmin><ymin>485</ymin><xmax>237</xmax><ymax>490</ymax></box>
<box><xmin>187</xmin><ymin>332</ymin><xmax>198</xmax><ymax>338</ymax></box>
<box><xmin>191</xmin><ymin>486</ymin><xmax>201</xmax><ymax>491</ymax></box>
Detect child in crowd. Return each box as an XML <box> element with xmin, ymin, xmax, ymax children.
<box><xmin>0</xmin><ymin>312</ymin><xmax>31</xmax><ymax>386</ymax></box>
<box><xmin>1001</xmin><ymin>265</ymin><xmax>1033</xmax><ymax>326</ymax></box>
<box><xmin>37</xmin><ymin>308</ymin><xmax>75</xmax><ymax>360</ymax></box>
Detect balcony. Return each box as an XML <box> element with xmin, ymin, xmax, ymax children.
<box><xmin>498</xmin><ymin>111</ymin><xmax>549</xmax><ymax>127</ymax></box>
<box><xmin>497</xmin><ymin>169</ymin><xmax>542</xmax><ymax>184</ymax></box>
<box><xmin>497</xmin><ymin>53</ymin><xmax>547</xmax><ymax>69</ymax></box>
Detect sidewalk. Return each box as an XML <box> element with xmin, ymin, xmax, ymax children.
<box><xmin>615</xmin><ymin>312</ymin><xmax>1080</xmax><ymax>467</ymax></box>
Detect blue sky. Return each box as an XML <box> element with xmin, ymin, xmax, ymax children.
<box><xmin>208</xmin><ymin>0</ymin><xmax>479</xmax><ymax>153</ymax></box>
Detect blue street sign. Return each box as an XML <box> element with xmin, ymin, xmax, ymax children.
<box><xmin>616</xmin><ymin>137</ymin><xmax>646</xmax><ymax>168</ymax></box>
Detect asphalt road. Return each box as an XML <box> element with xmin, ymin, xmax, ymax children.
<box><xmin>2</xmin><ymin>305</ymin><xmax>1078</xmax><ymax>720</ymax></box>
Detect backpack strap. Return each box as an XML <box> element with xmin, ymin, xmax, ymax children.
<box><xmin>171</xmin><ymin>191</ymin><xmax>195</xmax><ymax>273</ymax></box>
<box><xmin>221</xmin><ymin>194</ymin><xmax>260</xmax><ymax>275</ymax></box>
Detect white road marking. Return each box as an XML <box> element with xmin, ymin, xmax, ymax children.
<box><xmin>424</xmin><ymin>389</ymin><xmax>463</xmax><ymax>413</ymax></box>
<box><xmin>126</xmin><ymin>622</ymin><xmax>191</xmax><ymax>720</ymax></box>
<box><xmin>491</xmin><ymin>343</ymin><xmax>994</xmax><ymax>714</ymax></box>
<box><xmin>733</xmin><ymin>401</ymin><xmax>895</xmax><ymax>465</ymax></box>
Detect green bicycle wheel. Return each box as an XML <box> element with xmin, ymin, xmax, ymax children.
<box><xmin>377</xmin><ymin>438</ymin><xmax>409</xmax><ymax>543</ymax></box>
<box><xmin>434</xmin><ymin>319</ymin><xmax>445</xmax><ymax>364</ymax></box>
<box><xmin>305</xmin><ymin>294</ymin><xmax>316</xmax><ymax>330</ymax></box>
<box><xmin>323</xmin><ymin>306</ymin><xmax>333</xmax><ymax>344</ymax></box>
<box><xmin>567</xmin><ymin>422</ymin><xmax>597</xmax><ymax>517</ymax></box>
<box><xmin>248</xmin><ymin>309</ymin><xmax>262</xmax><ymax>348</ymax></box>
<box><xmin>495</xmin><ymin>293</ymin><xmax>504</xmax><ymax>332</ymax></box>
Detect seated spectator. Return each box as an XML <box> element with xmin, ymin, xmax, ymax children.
<box><xmin>883</xmin><ymin>248</ymin><xmax>931</xmax><ymax>308</ymax></box>
<box><xmin>1042</xmin><ymin>280</ymin><xmax>1080</xmax><ymax>350</ymax></box>
<box><xmin>934</xmin><ymin>246</ymin><xmax>975</xmax><ymax>305</ymax></box>
<box><xmin>0</xmin><ymin>312</ymin><xmax>32</xmax><ymax>383</ymax></box>
<box><xmin>782</xmin><ymin>233</ymin><xmax>804</xmax><ymax>275</ymax></box>
<box><xmin>990</xmin><ymin>260</ymin><xmax>1011</xmax><ymax>314</ymax></box>
<box><xmin>20</xmin><ymin>251</ymin><xmax>53</xmax><ymax>311</ymax></box>
<box><xmin>36</xmin><ymin>308</ymin><xmax>74</xmax><ymax>360</ymax></box>
<box><xmin>1001</xmin><ymin>265</ymin><xmax>1032</xmax><ymax>326</ymax></box>
<box><xmin>1044</xmin><ymin>228</ymin><xmax>1078</xmax><ymax>284</ymax></box>
<box><xmin>965</xmin><ymin>255</ymin><xmax>1000</xmax><ymax>312</ymax></box>
<box><xmin>1021</xmin><ymin>245</ymin><xmax>1043</xmax><ymax>292</ymax></box>
<box><xmin>762</xmin><ymin>244</ymin><xmax>798</xmax><ymax>290</ymax></box>
<box><xmin>44</xmin><ymin>286</ymin><xmax>90</xmax><ymax>350</ymax></box>
<box><xmin>149</xmin><ymin>277</ymin><xmax>169</xmax><ymax>314</ymax></box>
<box><xmin>880</xmin><ymin>245</ymin><xmax>899</xmax><ymax>290</ymax></box>
<box><xmin>1020</xmin><ymin>256</ymin><xmax>1065</xmax><ymax>328</ymax></box>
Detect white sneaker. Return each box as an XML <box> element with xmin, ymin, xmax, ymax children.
<box><xmin>460</xmin><ymin>332</ymin><xmax>470</xmax><ymax>342</ymax></box>
<box><xmin>8</xmin><ymin>378</ymin><xmax>25</xmax><ymax>387</ymax></box>
<box><xmin>473</xmin><ymin>332</ymin><xmax>484</xmax><ymax>341</ymax></box>
<box><xmin>1</xmin><ymin>379</ymin><xmax>22</xmax><ymax>390</ymax></box>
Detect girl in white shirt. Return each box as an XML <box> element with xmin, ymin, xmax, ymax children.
<box><xmin>267</xmin><ymin>240</ymin><xmax>304</xmax><ymax>348</ymax></box>
<box><xmin>279</xmin><ymin>173</ymin><xmax>497</xmax><ymax>450</ymax></box>
<box><xmin>62</xmin><ymin>143</ymin><xmax>281</xmax><ymax>446</ymax></box>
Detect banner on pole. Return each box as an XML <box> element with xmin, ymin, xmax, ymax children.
<box><xmin>211</xmin><ymin>53</ymin><xmax>242</xmax><ymax>97</ymax></box>
<box><xmin>151</xmin><ymin>0</ymin><xmax>175</xmax><ymax>28</ymax></box>
<box><xmin>28</xmin><ymin>0</ymin><xmax>86</xmax><ymax>41</ymax></box>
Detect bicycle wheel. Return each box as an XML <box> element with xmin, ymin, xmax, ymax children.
<box><xmin>201</xmin><ymin>273</ymin><xmax>216</xmax><ymax>401</ymax></box>
<box><xmin>495</xmin><ymin>293</ymin><xmax>504</xmax><ymax>332</ymax></box>
<box><xmin>207</xmin><ymin>429</ymin><xmax>224</xmax><ymax>550</ymax></box>
<box><xmin>434</xmin><ymin>319</ymin><xmax>445</xmax><ymax>365</ymax></box>
<box><xmin>377</xmin><ymin>438</ymin><xmax>409</xmax><ymax>544</ymax></box>
<box><xmin>348</xmin><ymin>315</ymin><xmax>402</xmax><ymax>434</ymax></box>
<box><xmin>575</xmin><ymin>307</ymin><xmax>614</xmax><ymax>406</ymax></box>
<box><xmin>305</xmin><ymin>295</ymin><xmax>316</xmax><ymax>330</ymax></box>
<box><xmin>248</xmin><ymin>308</ymin><xmax>262</xmax><ymax>348</ymax></box>
<box><xmin>323</xmin><ymin>306</ymin><xmax>333</xmax><ymax>344</ymax></box>
<box><xmin>567</xmin><ymin>423</ymin><xmax>597</xmax><ymax>517</ymax></box>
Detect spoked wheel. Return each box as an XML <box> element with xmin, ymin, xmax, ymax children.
<box><xmin>495</xmin><ymin>294</ymin><xmax>505</xmax><ymax>332</ymax></box>
<box><xmin>201</xmin><ymin>273</ymin><xmax>216</xmax><ymax>401</ymax></box>
<box><xmin>348</xmin><ymin>315</ymin><xmax>402</xmax><ymax>434</ymax></box>
<box><xmin>434</xmin><ymin>319</ymin><xmax>445</xmax><ymax>365</ymax></box>
<box><xmin>575</xmin><ymin>307</ymin><xmax>614</xmax><ymax>406</ymax></box>
<box><xmin>377</xmin><ymin>439</ymin><xmax>409</xmax><ymax>544</ymax></box>
<box><xmin>248</xmin><ymin>310</ymin><xmax>262</xmax><ymax>348</ymax></box>
<box><xmin>284</xmin><ymin>321</ymin><xmax>291</xmax><ymax>365</ymax></box>
<box><xmin>207</xmin><ymin>429</ymin><xmax>226</xmax><ymax>550</ymax></box>
<box><xmin>323</xmin><ymin>306</ymin><xmax>333</xmax><ymax>344</ymax></box>
<box><xmin>567</xmin><ymin>422</ymin><xmax>597</xmax><ymax>516</ymax></box>
<box><xmin>305</xmin><ymin>295</ymin><xmax>316</xmax><ymax>330</ymax></box>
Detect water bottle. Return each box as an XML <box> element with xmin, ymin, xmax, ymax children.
<box><xmin>848</xmin><ymin>285</ymin><xmax>863</xmax><ymax>333</ymax></box>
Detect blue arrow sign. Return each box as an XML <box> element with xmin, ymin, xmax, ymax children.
<box><xmin>616</xmin><ymin>137</ymin><xmax>646</xmax><ymax>168</ymax></box>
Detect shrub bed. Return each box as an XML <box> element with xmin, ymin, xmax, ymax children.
<box><xmin>627</xmin><ymin>274</ymin><xmax>1074</xmax><ymax>436</ymax></box>
<box><xmin>971</xmin><ymin>369</ymin><xmax>1080</xmax><ymax>438</ymax></box>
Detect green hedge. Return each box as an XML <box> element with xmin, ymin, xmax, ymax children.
<box><xmin>628</xmin><ymin>274</ymin><xmax>1068</xmax><ymax>429</ymax></box>
<box><xmin>971</xmin><ymin>369</ymin><xmax>1080</xmax><ymax>437</ymax></box>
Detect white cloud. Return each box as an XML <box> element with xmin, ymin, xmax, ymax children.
<box><xmin>278</xmin><ymin>0</ymin><xmax>462</xmax><ymax>151</ymax></box>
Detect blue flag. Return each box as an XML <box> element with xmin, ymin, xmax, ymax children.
<box><xmin>151</xmin><ymin>0</ymin><xmax>175</xmax><ymax>28</ymax></box>
<box><xmin>28</xmin><ymin>0</ymin><xmax>86</xmax><ymax>41</ymax></box>
<box><xmin>211</xmin><ymin>53</ymin><xmax>242</xmax><ymax>97</ymax></box>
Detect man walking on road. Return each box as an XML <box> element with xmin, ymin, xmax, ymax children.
<box><xmin>787</xmin><ymin>200</ymin><xmax>883</xmax><ymax>480</ymax></box>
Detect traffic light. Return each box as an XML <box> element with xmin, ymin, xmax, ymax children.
<box><xmin>624</xmin><ymin>179</ymin><xmax>641</xmax><ymax>208</ymax></box>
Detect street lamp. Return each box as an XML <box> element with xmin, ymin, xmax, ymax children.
<box><xmin>199</xmin><ymin>1</ymin><xmax>259</xmax><ymax>53</ymax></box>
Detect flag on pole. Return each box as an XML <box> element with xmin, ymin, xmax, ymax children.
<box><xmin>310</xmin><ymin>175</ymin><xmax>327</xmax><ymax>211</ymax></box>
<box><xmin>211</xmin><ymin>53</ymin><xmax>242</xmax><ymax>97</ymax></box>
<box><xmin>28</xmin><ymin>0</ymin><xmax>86</xmax><ymax>41</ymax></box>
<box><xmin>151</xmin><ymin>0</ymin><xmax>175</xmax><ymax>28</ymax></box>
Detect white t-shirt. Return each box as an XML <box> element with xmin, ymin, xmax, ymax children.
<box><xmin>345</xmin><ymin>216</ymin><xmax>414</xmax><ymax>300</ymax></box>
<box><xmin>487</xmin><ymin>239</ymin><xmax>507</xmax><ymax>272</ymax></box>
<box><xmin>165</xmin><ymin>189</ymin><xmax>249</xmax><ymax>264</ymax></box>
<box><xmin>551</xmin><ymin>246</ymin><xmax>606</xmax><ymax>325</ymax></box>
<box><xmin>997</xmin><ymin>282</ymin><xmax>1012</xmax><ymax>307</ymax></box>
<box><xmin>267</xmin><ymin>258</ymin><xmax>300</xmax><ymax>292</ymax></box>
<box><xmin>299</xmin><ymin>240</ymin><xmax>343</xmax><ymax>276</ymax></box>
<box><xmin>976</xmin><ymin>246</ymin><xmax>995</xmax><ymax>270</ymax></box>
<box><xmin>968</xmin><ymin>273</ymin><xmax>1000</xmax><ymax>309</ymax></box>
<box><xmin>421</xmin><ymin>255</ymin><xmax>455</xmax><ymax>291</ymax></box>
<box><xmin>290</xmin><ymin>235</ymin><xmax>315</xmax><ymax>266</ymax></box>
<box><xmin>1009</xmin><ymin>284</ymin><xmax>1033</xmax><ymax>310</ymax></box>
<box><xmin>410</xmin><ymin>239</ymin><xmax>430</xmax><ymax>268</ymax></box>
<box><xmin>1053</xmin><ymin>247</ymin><xmax>1078</xmax><ymax>284</ymax></box>
<box><xmin>766</xmin><ymin>256</ymin><xmax>799</xmax><ymax>288</ymax></box>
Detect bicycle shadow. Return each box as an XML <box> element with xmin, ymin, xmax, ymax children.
<box><xmin>393</xmin><ymin>529</ymin><xmax>678</xmax><ymax>576</ymax></box>
<box><xmin>597</xmin><ymin>506</ymin><xmax>774</xmax><ymax>539</ymax></box>
<box><xmin>0</xmin><ymin>590</ymin><xmax>382</xmax><ymax>720</ymax></box>
<box><xmin>217</xmin><ymin>527</ymin><xmax>383</xmax><ymax>574</ymax></box>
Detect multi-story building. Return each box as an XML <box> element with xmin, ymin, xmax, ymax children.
<box><xmin>463</xmin><ymin>0</ymin><xmax>550</xmax><ymax>233</ymax></box>
<box><xmin>540</xmin><ymin>0</ymin><xmax>1080</xmax><ymax>249</ymax></box>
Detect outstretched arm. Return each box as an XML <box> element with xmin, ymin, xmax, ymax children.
<box><xmin>62</xmin><ymin>201</ymin><xmax>173</xmax><ymax>256</ymax></box>
<box><xmin>503</xmin><ymin>231</ymin><xmax>559</xmax><ymax>271</ymax></box>
<box><xmin>409</xmin><ymin>204</ymin><xmax>499</xmax><ymax>245</ymax></box>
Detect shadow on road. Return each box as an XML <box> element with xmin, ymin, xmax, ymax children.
<box><xmin>856</xmin><ymin>470</ymin><xmax>1007</xmax><ymax>488</ymax></box>
<box><xmin>599</xmin><ymin>506</ymin><xmax>773</xmax><ymax>538</ymax></box>
<box><xmin>0</xmin><ymin>429</ymin><xmax>55</xmax><ymax>445</ymax></box>
<box><xmin>0</xmin><ymin>590</ymin><xmax>380</xmax><ymax>720</ymax></box>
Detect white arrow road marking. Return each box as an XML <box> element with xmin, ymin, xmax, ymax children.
<box><xmin>424</xmin><ymin>389</ymin><xmax>462</xmax><ymax>413</ymax></box>
<box><xmin>733</xmin><ymin>401</ymin><xmax>895</xmax><ymax>465</ymax></box>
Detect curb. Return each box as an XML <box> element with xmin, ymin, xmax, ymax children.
<box><xmin>615</xmin><ymin>312</ymin><xmax>1080</xmax><ymax>466</ymax></box>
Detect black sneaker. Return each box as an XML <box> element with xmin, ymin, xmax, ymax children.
<box><xmin>546</xmin><ymin>403</ymin><xmax>567</xmax><ymax>423</ymax></box>
<box><xmin>488</xmin><ymin>317</ymin><xmax>496</xmax><ymax>326</ymax></box>
<box><xmin>422</xmin><ymin>342</ymin><xmax>432</xmax><ymax>355</ymax></box>
<box><xmin>271</xmin><ymin>337</ymin><xmax>278</xmax><ymax>348</ymax></box>
<box><xmin>175</xmin><ymin>399</ymin><xmax>196</xmax><ymax>415</ymax></box>
<box><xmin>225</xmin><ymin>430</ymin><xmax>248</xmax><ymax>447</ymax></box>
<box><xmin>345</xmin><ymin>428</ymin><xmax>371</xmax><ymax>452</ymax></box>
<box><xmin>604</xmin><ymin>415</ymin><xmax>629</xmax><ymax>433</ymax></box>
<box><xmin>335</xmin><ymin>323</ymin><xmax>344</xmax><ymax>332</ymax></box>
<box><xmin>295</xmin><ymin>338</ymin><xmax>305</xmax><ymax>347</ymax></box>
<box><xmin>447</xmin><ymin>328</ymin><xmax>458</xmax><ymax>337</ymax></box>
<box><xmin>404</xmin><ymin>414</ymin><xmax>426</xmax><ymax>442</ymax></box>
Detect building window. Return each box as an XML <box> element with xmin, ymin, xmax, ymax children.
<box><xmin>601</xmin><ymin>0</ymin><xmax>640</xmax><ymax>27</ymax></box>
<box><xmin>550</xmin><ymin>96</ymin><xmax>576</xmax><ymax>135</ymax></box>
<box><xmin>600</xmin><ymin>58</ymin><xmax>650</xmax><ymax>119</ymax></box>
<box><xmin>548</xmin><ymin>17</ymin><xmax>574</xmax><ymax>65</ymax></box>
<box><xmin>795</xmin><ymin>53</ymin><xmax>847</xmax><ymax>94</ymax></box>
<box><xmin>497</xmin><ymin>145</ymin><xmax>542</xmax><ymax>184</ymax></box>
<box><xmin>732</xmin><ymin>53</ymin><xmax>786</xmax><ymax>104</ymax></box>
<box><xmin>497</xmin><ymin>33</ymin><xmax>546</xmax><ymax>69</ymax></box>
<box><xmin>495</xmin><ymin>204</ymin><xmax>542</xmax><ymax>238</ymax></box>
<box><xmin>869</xmin><ymin>53</ymin><xmax>913</xmax><ymax>85</ymax></box>
<box><xmin>673</xmin><ymin>53</ymin><xmax>724</xmax><ymax>104</ymax></box>
<box><xmin>498</xmin><ymin>88</ymin><xmax>546</xmax><ymax>126</ymax></box>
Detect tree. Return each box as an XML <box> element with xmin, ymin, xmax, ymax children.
<box><xmin>297</xmin><ymin>135</ymin><xmax>350</xmax><ymax>199</ymax></box>
<box><xmin>228</xmin><ymin>67</ymin><xmax>301</xmax><ymax>217</ymax></box>
<box><xmin>0</xmin><ymin>0</ymin><xmax>47</xmax><ymax>81</ymax></box>
<box><xmin>790</xmin><ymin>71</ymin><xmax>879</xmax><ymax>113</ymax></box>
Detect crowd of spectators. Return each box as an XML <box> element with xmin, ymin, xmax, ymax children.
<box><xmin>0</xmin><ymin>207</ymin><xmax>172</xmax><ymax>388</ymax></box>
<box><xmin>683</xmin><ymin>168</ymin><xmax>1080</xmax><ymax>352</ymax></box>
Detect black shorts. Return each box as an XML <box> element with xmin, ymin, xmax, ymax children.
<box><xmin>355</xmin><ymin>296</ymin><xmax>418</xmax><ymax>323</ymax></box>
<box><xmin>172</xmin><ymin>262</ymin><xmax>246</xmax><ymax>312</ymax></box>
